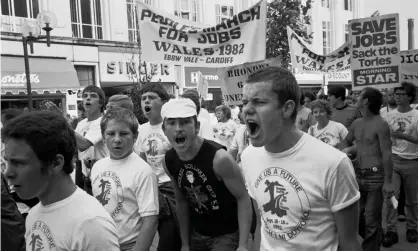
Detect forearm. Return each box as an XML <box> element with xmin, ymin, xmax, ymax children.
<box><xmin>133</xmin><ymin>215</ymin><xmax>158</xmax><ymax>251</ymax></box>
<box><xmin>382</xmin><ymin>155</ymin><xmax>393</xmax><ymax>183</ymax></box>
<box><xmin>338</xmin><ymin>240</ymin><xmax>362</xmax><ymax>251</ymax></box>
<box><xmin>75</xmin><ymin>132</ymin><xmax>92</xmax><ymax>152</ymax></box>
<box><xmin>252</xmin><ymin>222</ymin><xmax>261</xmax><ymax>251</ymax></box>
<box><xmin>177</xmin><ymin>201</ymin><xmax>191</xmax><ymax>247</ymax></box>
<box><xmin>402</xmin><ymin>134</ymin><xmax>418</xmax><ymax>144</ymax></box>
<box><xmin>237</xmin><ymin>196</ymin><xmax>252</xmax><ymax>248</ymax></box>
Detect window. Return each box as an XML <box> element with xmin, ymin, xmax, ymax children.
<box><xmin>70</xmin><ymin>0</ymin><xmax>103</xmax><ymax>39</ymax></box>
<box><xmin>126</xmin><ymin>0</ymin><xmax>154</xmax><ymax>42</ymax></box>
<box><xmin>1</xmin><ymin>0</ymin><xmax>39</xmax><ymax>18</ymax></box>
<box><xmin>215</xmin><ymin>5</ymin><xmax>233</xmax><ymax>24</ymax></box>
<box><xmin>75</xmin><ymin>65</ymin><xmax>95</xmax><ymax>86</ymax></box>
<box><xmin>174</xmin><ymin>0</ymin><xmax>198</xmax><ymax>22</ymax></box>
<box><xmin>322</xmin><ymin>21</ymin><xmax>331</xmax><ymax>55</ymax></box>
<box><xmin>321</xmin><ymin>0</ymin><xmax>329</xmax><ymax>8</ymax></box>
<box><xmin>344</xmin><ymin>0</ymin><xmax>353</xmax><ymax>11</ymax></box>
<box><xmin>345</xmin><ymin>24</ymin><xmax>349</xmax><ymax>41</ymax></box>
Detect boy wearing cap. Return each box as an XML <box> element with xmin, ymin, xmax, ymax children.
<box><xmin>135</xmin><ymin>83</ymin><xmax>181</xmax><ymax>251</ymax></box>
<box><xmin>161</xmin><ymin>98</ymin><xmax>252</xmax><ymax>251</ymax></box>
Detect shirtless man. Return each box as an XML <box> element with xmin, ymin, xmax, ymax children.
<box><xmin>341</xmin><ymin>87</ymin><xmax>394</xmax><ymax>251</ymax></box>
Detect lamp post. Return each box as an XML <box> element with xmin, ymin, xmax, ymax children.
<box><xmin>21</xmin><ymin>11</ymin><xmax>57</xmax><ymax>111</ymax></box>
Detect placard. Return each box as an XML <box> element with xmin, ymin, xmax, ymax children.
<box><xmin>137</xmin><ymin>0</ymin><xmax>266</xmax><ymax>67</ymax></box>
<box><xmin>401</xmin><ymin>49</ymin><xmax>418</xmax><ymax>86</ymax></box>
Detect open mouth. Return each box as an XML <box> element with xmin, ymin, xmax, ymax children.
<box><xmin>84</xmin><ymin>102</ymin><xmax>91</xmax><ymax>108</ymax></box>
<box><xmin>144</xmin><ymin>106</ymin><xmax>151</xmax><ymax>113</ymax></box>
<box><xmin>246</xmin><ymin>120</ymin><xmax>260</xmax><ymax>137</ymax></box>
<box><xmin>174</xmin><ymin>136</ymin><xmax>186</xmax><ymax>145</ymax></box>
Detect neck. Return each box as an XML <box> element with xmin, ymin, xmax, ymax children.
<box><xmin>334</xmin><ymin>100</ymin><xmax>346</xmax><ymax>109</ymax></box>
<box><xmin>178</xmin><ymin>136</ymin><xmax>204</xmax><ymax>161</ymax></box>
<box><xmin>360</xmin><ymin>109</ymin><xmax>376</xmax><ymax>119</ymax></box>
<box><xmin>87</xmin><ymin>110</ymin><xmax>102</xmax><ymax>121</ymax></box>
<box><xmin>317</xmin><ymin>120</ymin><xmax>329</xmax><ymax>130</ymax></box>
<box><xmin>265</xmin><ymin>125</ymin><xmax>303</xmax><ymax>153</ymax></box>
<box><xmin>388</xmin><ymin>104</ymin><xmax>397</xmax><ymax>109</ymax></box>
<box><xmin>149</xmin><ymin>116</ymin><xmax>163</xmax><ymax>126</ymax></box>
<box><xmin>39</xmin><ymin>174</ymin><xmax>77</xmax><ymax>206</ymax></box>
<box><xmin>397</xmin><ymin>104</ymin><xmax>413</xmax><ymax>113</ymax></box>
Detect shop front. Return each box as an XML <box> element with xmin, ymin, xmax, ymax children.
<box><xmin>327</xmin><ymin>71</ymin><xmax>352</xmax><ymax>91</ymax></box>
<box><xmin>98</xmin><ymin>46</ymin><xmax>177</xmax><ymax>97</ymax></box>
<box><xmin>295</xmin><ymin>73</ymin><xmax>323</xmax><ymax>93</ymax></box>
<box><xmin>1</xmin><ymin>55</ymin><xmax>81</xmax><ymax>116</ymax></box>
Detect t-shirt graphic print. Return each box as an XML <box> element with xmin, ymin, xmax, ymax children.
<box><xmin>92</xmin><ymin>171</ymin><xmax>124</xmax><ymax>219</ymax></box>
<box><xmin>27</xmin><ymin>221</ymin><xmax>57</xmax><ymax>251</ymax></box>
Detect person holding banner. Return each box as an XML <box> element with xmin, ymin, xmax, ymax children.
<box><xmin>340</xmin><ymin>87</ymin><xmax>394</xmax><ymax>251</ymax></box>
<box><xmin>382</xmin><ymin>82</ymin><xmax>418</xmax><ymax>246</ymax></box>
<box><xmin>240</xmin><ymin>66</ymin><xmax>361</xmax><ymax>251</ymax></box>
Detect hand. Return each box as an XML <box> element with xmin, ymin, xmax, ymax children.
<box><xmin>180</xmin><ymin>246</ymin><xmax>190</xmax><ymax>251</ymax></box>
<box><xmin>237</xmin><ymin>247</ymin><xmax>249</xmax><ymax>251</ymax></box>
<box><xmin>45</xmin><ymin>101</ymin><xmax>63</xmax><ymax>115</ymax></box>
<box><xmin>382</xmin><ymin>181</ymin><xmax>394</xmax><ymax>198</ymax></box>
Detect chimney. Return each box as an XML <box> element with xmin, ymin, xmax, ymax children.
<box><xmin>408</xmin><ymin>18</ymin><xmax>414</xmax><ymax>50</ymax></box>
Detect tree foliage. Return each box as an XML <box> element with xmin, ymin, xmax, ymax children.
<box><xmin>266</xmin><ymin>0</ymin><xmax>313</xmax><ymax>67</ymax></box>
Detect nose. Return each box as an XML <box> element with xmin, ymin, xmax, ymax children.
<box><xmin>174</xmin><ymin>121</ymin><xmax>183</xmax><ymax>131</ymax></box>
<box><xmin>242</xmin><ymin>103</ymin><xmax>254</xmax><ymax>116</ymax></box>
<box><xmin>3</xmin><ymin>163</ymin><xmax>15</xmax><ymax>181</ymax></box>
<box><xmin>114</xmin><ymin>133</ymin><xmax>122</xmax><ymax>143</ymax></box>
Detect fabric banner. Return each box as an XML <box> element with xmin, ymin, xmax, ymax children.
<box><xmin>401</xmin><ymin>49</ymin><xmax>418</xmax><ymax>86</ymax></box>
<box><xmin>287</xmin><ymin>26</ymin><xmax>351</xmax><ymax>74</ymax></box>
<box><xmin>218</xmin><ymin>58</ymin><xmax>281</xmax><ymax>106</ymax></box>
<box><xmin>197</xmin><ymin>71</ymin><xmax>209</xmax><ymax>100</ymax></box>
<box><xmin>137</xmin><ymin>0</ymin><xmax>267</xmax><ymax>68</ymax></box>
<box><xmin>349</xmin><ymin>13</ymin><xmax>401</xmax><ymax>91</ymax></box>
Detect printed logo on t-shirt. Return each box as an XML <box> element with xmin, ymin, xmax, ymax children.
<box><xmin>143</xmin><ymin>133</ymin><xmax>170</xmax><ymax>168</ymax></box>
<box><xmin>255</xmin><ymin>167</ymin><xmax>311</xmax><ymax>241</ymax></box>
<box><xmin>387</xmin><ymin>116</ymin><xmax>414</xmax><ymax>146</ymax></box>
<box><xmin>27</xmin><ymin>221</ymin><xmax>57</xmax><ymax>251</ymax></box>
<box><xmin>178</xmin><ymin>164</ymin><xmax>219</xmax><ymax>214</ymax></box>
<box><xmin>92</xmin><ymin>171</ymin><xmax>124</xmax><ymax>218</ymax></box>
<box><xmin>217</xmin><ymin>127</ymin><xmax>233</xmax><ymax>141</ymax></box>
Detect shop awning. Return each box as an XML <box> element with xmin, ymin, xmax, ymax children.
<box><xmin>1</xmin><ymin>56</ymin><xmax>80</xmax><ymax>95</ymax></box>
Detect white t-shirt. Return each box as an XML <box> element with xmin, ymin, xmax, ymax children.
<box><xmin>380</xmin><ymin>106</ymin><xmax>397</xmax><ymax>117</ymax></box>
<box><xmin>25</xmin><ymin>188</ymin><xmax>119</xmax><ymax>251</ymax></box>
<box><xmin>91</xmin><ymin>152</ymin><xmax>159</xmax><ymax>248</ymax></box>
<box><xmin>199</xmin><ymin>108</ymin><xmax>211</xmax><ymax>123</ymax></box>
<box><xmin>75</xmin><ymin>117</ymin><xmax>108</xmax><ymax>177</ymax></box>
<box><xmin>308</xmin><ymin>120</ymin><xmax>348</xmax><ymax>147</ymax></box>
<box><xmin>230</xmin><ymin>124</ymin><xmax>251</xmax><ymax>164</ymax></box>
<box><xmin>134</xmin><ymin>122</ymin><xmax>171</xmax><ymax>184</ymax></box>
<box><xmin>198</xmin><ymin>117</ymin><xmax>214</xmax><ymax>140</ymax></box>
<box><xmin>213</xmin><ymin>119</ymin><xmax>237</xmax><ymax>150</ymax></box>
<box><xmin>241</xmin><ymin>134</ymin><xmax>360</xmax><ymax>251</ymax></box>
<box><xmin>384</xmin><ymin>109</ymin><xmax>418</xmax><ymax>159</ymax></box>
<box><xmin>295</xmin><ymin>107</ymin><xmax>313</xmax><ymax>131</ymax></box>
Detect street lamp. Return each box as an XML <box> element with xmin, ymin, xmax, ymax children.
<box><xmin>21</xmin><ymin>11</ymin><xmax>57</xmax><ymax>111</ymax></box>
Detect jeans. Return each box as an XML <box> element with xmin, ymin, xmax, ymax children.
<box><xmin>355</xmin><ymin>167</ymin><xmax>384</xmax><ymax>251</ymax></box>
<box><xmin>157</xmin><ymin>182</ymin><xmax>182</xmax><ymax>251</ymax></box>
<box><xmin>191</xmin><ymin>230</ymin><xmax>239</xmax><ymax>251</ymax></box>
<box><xmin>386</xmin><ymin>155</ymin><xmax>418</xmax><ymax>232</ymax></box>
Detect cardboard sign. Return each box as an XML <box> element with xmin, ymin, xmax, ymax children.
<box><xmin>349</xmin><ymin>13</ymin><xmax>401</xmax><ymax>90</ymax></box>
<box><xmin>401</xmin><ymin>49</ymin><xmax>418</xmax><ymax>86</ymax></box>
<box><xmin>287</xmin><ymin>26</ymin><xmax>351</xmax><ymax>74</ymax></box>
<box><xmin>137</xmin><ymin>0</ymin><xmax>267</xmax><ymax>67</ymax></box>
<box><xmin>218</xmin><ymin>58</ymin><xmax>281</xmax><ymax>105</ymax></box>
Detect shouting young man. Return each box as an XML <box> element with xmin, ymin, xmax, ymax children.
<box><xmin>161</xmin><ymin>98</ymin><xmax>252</xmax><ymax>251</ymax></box>
<box><xmin>341</xmin><ymin>87</ymin><xmax>394</xmax><ymax>250</ymax></box>
<box><xmin>240</xmin><ymin>66</ymin><xmax>361</xmax><ymax>251</ymax></box>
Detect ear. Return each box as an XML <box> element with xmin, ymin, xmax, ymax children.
<box><xmin>281</xmin><ymin>100</ymin><xmax>296</xmax><ymax>120</ymax></box>
<box><xmin>50</xmin><ymin>154</ymin><xmax>65</xmax><ymax>174</ymax></box>
<box><xmin>133</xmin><ymin>130</ymin><xmax>139</xmax><ymax>142</ymax></box>
<box><xmin>196</xmin><ymin>120</ymin><xmax>201</xmax><ymax>134</ymax></box>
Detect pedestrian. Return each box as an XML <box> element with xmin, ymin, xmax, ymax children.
<box><xmin>328</xmin><ymin>85</ymin><xmax>362</xmax><ymax>129</ymax></box>
<box><xmin>134</xmin><ymin>82</ymin><xmax>182</xmax><ymax>251</ymax></box>
<box><xmin>295</xmin><ymin>91</ymin><xmax>315</xmax><ymax>132</ymax></box>
<box><xmin>382</xmin><ymin>82</ymin><xmax>418</xmax><ymax>246</ymax></box>
<box><xmin>213</xmin><ymin>105</ymin><xmax>237</xmax><ymax>150</ymax></box>
<box><xmin>241</xmin><ymin>66</ymin><xmax>361</xmax><ymax>251</ymax></box>
<box><xmin>303</xmin><ymin>90</ymin><xmax>316</xmax><ymax>109</ymax></box>
<box><xmin>341</xmin><ymin>87</ymin><xmax>394</xmax><ymax>250</ymax></box>
<box><xmin>91</xmin><ymin>107</ymin><xmax>159</xmax><ymax>251</ymax></box>
<box><xmin>2</xmin><ymin>111</ymin><xmax>119</xmax><ymax>250</ymax></box>
<box><xmin>380</xmin><ymin>88</ymin><xmax>397</xmax><ymax>117</ymax></box>
<box><xmin>161</xmin><ymin>98</ymin><xmax>252</xmax><ymax>251</ymax></box>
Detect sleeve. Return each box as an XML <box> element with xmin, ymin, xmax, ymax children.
<box><xmin>134</xmin><ymin>131</ymin><xmax>144</xmax><ymax>154</ymax></box>
<box><xmin>339</xmin><ymin>123</ymin><xmax>349</xmax><ymax>140</ymax></box>
<box><xmin>326</xmin><ymin>156</ymin><xmax>360</xmax><ymax>213</ymax></box>
<box><xmin>230</xmin><ymin>132</ymin><xmax>239</xmax><ymax>151</ymax></box>
<box><xmin>73</xmin><ymin>217</ymin><xmax>120</xmax><ymax>251</ymax></box>
<box><xmin>240</xmin><ymin>150</ymin><xmax>255</xmax><ymax>198</ymax></box>
<box><xmin>84</xmin><ymin>121</ymin><xmax>103</xmax><ymax>145</ymax></box>
<box><xmin>308</xmin><ymin>126</ymin><xmax>314</xmax><ymax>137</ymax></box>
<box><xmin>135</xmin><ymin>169</ymin><xmax>159</xmax><ymax>217</ymax></box>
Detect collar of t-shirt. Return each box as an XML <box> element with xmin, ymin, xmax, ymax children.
<box><xmin>108</xmin><ymin>152</ymin><xmax>136</xmax><ymax>166</ymax></box>
<box><xmin>264</xmin><ymin>133</ymin><xmax>306</xmax><ymax>158</ymax></box>
<box><xmin>335</xmin><ymin>103</ymin><xmax>349</xmax><ymax>110</ymax></box>
<box><xmin>38</xmin><ymin>187</ymin><xmax>80</xmax><ymax>213</ymax></box>
<box><xmin>149</xmin><ymin>122</ymin><xmax>163</xmax><ymax>129</ymax></box>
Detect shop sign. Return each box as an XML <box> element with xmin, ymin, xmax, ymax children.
<box><xmin>1</xmin><ymin>73</ymin><xmax>40</xmax><ymax>87</ymax></box>
<box><xmin>185</xmin><ymin>67</ymin><xmax>222</xmax><ymax>87</ymax></box>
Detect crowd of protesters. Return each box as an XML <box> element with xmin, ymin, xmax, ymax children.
<box><xmin>1</xmin><ymin>66</ymin><xmax>417</xmax><ymax>251</ymax></box>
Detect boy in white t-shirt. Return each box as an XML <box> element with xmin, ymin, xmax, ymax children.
<box><xmin>240</xmin><ymin>66</ymin><xmax>361</xmax><ymax>251</ymax></box>
<box><xmin>214</xmin><ymin>105</ymin><xmax>238</xmax><ymax>150</ymax></box>
<box><xmin>2</xmin><ymin>111</ymin><xmax>119</xmax><ymax>251</ymax></box>
<box><xmin>134</xmin><ymin>82</ymin><xmax>182</xmax><ymax>251</ymax></box>
<box><xmin>91</xmin><ymin>107</ymin><xmax>159</xmax><ymax>251</ymax></box>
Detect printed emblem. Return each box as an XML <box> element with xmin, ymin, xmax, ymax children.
<box><xmin>27</xmin><ymin>221</ymin><xmax>57</xmax><ymax>251</ymax></box>
<box><xmin>142</xmin><ymin>133</ymin><xmax>170</xmax><ymax>169</ymax></box>
<box><xmin>92</xmin><ymin>171</ymin><xmax>124</xmax><ymax>218</ymax></box>
<box><xmin>255</xmin><ymin>167</ymin><xmax>311</xmax><ymax>241</ymax></box>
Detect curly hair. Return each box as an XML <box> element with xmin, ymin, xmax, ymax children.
<box><xmin>310</xmin><ymin>99</ymin><xmax>333</xmax><ymax>118</ymax></box>
<box><xmin>215</xmin><ymin>105</ymin><xmax>231</xmax><ymax>120</ymax></box>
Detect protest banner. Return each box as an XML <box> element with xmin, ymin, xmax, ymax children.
<box><xmin>137</xmin><ymin>0</ymin><xmax>266</xmax><ymax>68</ymax></box>
<box><xmin>287</xmin><ymin>26</ymin><xmax>351</xmax><ymax>74</ymax></box>
<box><xmin>401</xmin><ymin>49</ymin><xmax>418</xmax><ymax>86</ymax></box>
<box><xmin>196</xmin><ymin>71</ymin><xmax>209</xmax><ymax>100</ymax></box>
<box><xmin>218</xmin><ymin>58</ymin><xmax>281</xmax><ymax>106</ymax></box>
<box><xmin>349</xmin><ymin>13</ymin><xmax>401</xmax><ymax>91</ymax></box>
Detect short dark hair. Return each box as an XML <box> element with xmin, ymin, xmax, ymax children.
<box><xmin>304</xmin><ymin>91</ymin><xmax>316</xmax><ymax>102</ymax></box>
<box><xmin>140</xmin><ymin>82</ymin><xmax>170</xmax><ymax>102</ymax></box>
<box><xmin>1</xmin><ymin>108</ymin><xmax>23</xmax><ymax>124</ymax></box>
<box><xmin>246</xmin><ymin>66</ymin><xmax>299</xmax><ymax>122</ymax></box>
<box><xmin>361</xmin><ymin>87</ymin><xmax>383</xmax><ymax>115</ymax></box>
<box><xmin>181</xmin><ymin>92</ymin><xmax>201</xmax><ymax>115</ymax></box>
<box><xmin>394</xmin><ymin>82</ymin><xmax>416</xmax><ymax>104</ymax></box>
<box><xmin>1</xmin><ymin>111</ymin><xmax>76</xmax><ymax>174</ymax></box>
<box><xmin>328</xmin><ymin>86</ymin><xmax>346</xmax><ymax>101</ymax></box>
<box><xmin>82</xmin><ymin>85</ymin><xmax>106</xmax><ymax>112</ymax></box>
<box><xmin>215</xmin><ymin>105</ymin><xmax>232</xmax><ymax>120</ymax></box>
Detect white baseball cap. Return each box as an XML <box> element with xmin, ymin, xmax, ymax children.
<box><xmin>161</xmin><ymin>98</ymin><xmax>197</xmax><ymax>119</ymax></box>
